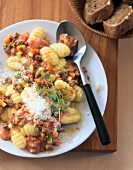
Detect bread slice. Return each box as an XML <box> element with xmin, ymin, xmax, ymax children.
<box><xmin>103</xmin><ymin>3</ymin><xmax>133</xmax><ymax>38</ymax></box>
<box><xmin>122</xmin><ymin>0</ymin><xmax>133</xmax><ymax>5</ymax></box>
<box><xmin>83</xmin><ymin>0</ymin><xmax>114</xmax><ymax>25</ymax></box>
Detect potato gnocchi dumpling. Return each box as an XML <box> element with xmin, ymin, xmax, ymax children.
<box><xmin>29</xmin><ymin>27</ymin><xmax>46</xmax><ymax>40</ymax></box>
<box><xmin>40</xmin><ymin>46</ymin><xmax>59</xmax><ymax>66</ymax></box>
<box><xmin>73</xmin><ymin>85</ymin><xmax>84</xmax><ymax>102</ymax></box>
<box><xmin>50</xmin><ymin>43</ymin><xmax>70</xmax><ymax>57</ymax></box>
<box><xmin>53</xmin><ymin>58</ymin><xmax>66</xmax><ymax>70</ymax></box>
<box><xmin>1</xmin><ymin>107</ymin><xmax>17</xmax><ymax>121</ymax></box>
<box><xmin>60</xmin><ymin>107</ymin><xmax>81</xmax><ymax>124</ymax></box>
<box><xmin>6</xmin><ymin>85</ymin><xmax>22</xmax><ymax>103</ymax></box>
<box><xmin>20</xmin><ymin>124</ymin><xmax>38</xmax><ymax>136</ymax></box>
<box><xmin>21</xmin><ymin>87</ymin><xmax>36</xmax><ymax>103</ymax></box>
<box><xmin>0</xmin><ymin>86</ymin><xmax>6</xmax><ymax>95</ymax></box>
<box><xmin>54</xmin><ymin>80</ymin><xmax>75</xmax><ymax>101</ymax></box>
<box><xmin>11</xmin><ymin>129</ymin><xmax>27</xmax><ymax>149</ymax></box>
<box><xmin>6</xmin><ymin>56</ymin><xmax>22</xmax><ymax>71</ymax></box>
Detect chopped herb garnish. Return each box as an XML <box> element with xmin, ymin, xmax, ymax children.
<box><xmin>57</xmin><ymin>91</ymin><xmax>62</xmax><ymax>98</ymax></box>
<box><xmin>47</xmin><ymin>136</ymin><xmax>53</xmax><ymax>143</ymax></box>
<box><xmin>46</xmin><ymin>83</ymin><xmax>70</xmax><ymax>122</ymax></box>
<box><xmin>47</xmin><ymin>93</ymin><xmax>53</xmax><ymax>98</ymax></box>
<box><xmin>51</xmin><ymin>105</ymin><xmax>59</xmax><ymax>113</ymax></box>
<box><xmin>43</xmin><ymin>73</ymin><xmax>50</xmax><ymax>78</ymax></box>
<box><xmin>36</xmin><ymin>86</ymin><xmax>45</xmax><ymax>97</ymax></box>
<box><xmin>8</xmin><ymin>42</ymin><xmax>13</xmax><ymax>47</ymax></box>
<box><xmin>34</xmin><ymin>127</ymin><xmax>38</xmax><ymax>133</ymax></box>
<box><xmin>39</xmin><ymin>88</ymin><xmax>44</xmax><ymax>94</ymax></box>
<box><xmin>50</xmin><ymin>75</ymin><xmax>55</xmax><ymax>82</ymax></box>
<box><xmin>63</xmin><ymin>86</ymin><xmax>67</xmax><ymax>91</ymax></box>
<box><xmin>64</xmin><ymin>100</ymin><xmax>68</xmax><ymax>105</ymax></box>
<box><xmin>53</xmin><ymin>94</ymin><xmax>58</xmax><ymax>101</ymax></box>
<box><xmin>62</xmin><ymin>108</ymin><xmax>66</xmax><ymax>114</ymax></box>
<box><xmin>14</xmin><ymin>71</ymin><xmax>21</xmax><ymax>77</ymax></box>
<box><xmin>61</xmin><ymin>67</ymin><xmax>66</xmax><ymax>72</ymax></box>
<box><xmin>36</xmin><ymin>86</ymin><xmax>41</xmax><ymax>90</ymax></box>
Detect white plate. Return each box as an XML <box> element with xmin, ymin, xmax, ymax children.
<box><xmin>0</xmin><ymin>20</ymin><xmax>108</xmax><ymax>158</ymax></box>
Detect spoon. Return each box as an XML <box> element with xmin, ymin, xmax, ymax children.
<box><xmin>56</xmin><ymin>20</ymin><xmax>111</xmax><ymax>145</ymax></box>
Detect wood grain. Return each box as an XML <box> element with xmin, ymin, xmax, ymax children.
<box><xmin>0</xmin><ymin>0</ymin><xmax>117</xmax><ymax>152</ymax></box>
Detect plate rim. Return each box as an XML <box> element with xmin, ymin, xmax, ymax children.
<box><xmin>0</xmin><ymin>19</ymin><xmax>108</xmax><ymax>158</ymax></box>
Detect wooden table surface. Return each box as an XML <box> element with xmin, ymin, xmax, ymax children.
<box><xmin>0</xmin><ymin>0</ymin><xmax>133</xmax><ymax>169</ymax></box>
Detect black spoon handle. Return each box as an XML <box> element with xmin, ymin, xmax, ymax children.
<box><xmin>83</xmin><ymin>84</ymin><xmax>111</xmax><ymax>145</ymax></box>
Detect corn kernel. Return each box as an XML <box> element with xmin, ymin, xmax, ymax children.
<box><xmin>0</xmin><ymin>99</ymin><xmax>6</xmax><ymax>107</ymax></box>
<box><xmin>2</xmin><ymin>102</ymin><xmax>6</xmax><ymax>107</ymax></box>
<box><xmin>17</xmin><ymin>45</ymin><xmax>26</xmax><ymax>51</ymax></box>
<box><xmin>0</xmin><ymin>99</ymin><xmax>3</xmax><ymax>106</ymax></box>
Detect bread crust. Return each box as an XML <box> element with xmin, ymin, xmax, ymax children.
<box><xmin>83</xmin><ymin>0</ymin><xmax>114</xmax><ymax>25</ymax></box>
<box><xmin>103</xmin><ymin>5</ymin><xmax>133</xmax><ymax>38</ymax></box>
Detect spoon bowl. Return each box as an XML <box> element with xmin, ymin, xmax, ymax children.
<box><xmin>56</xmin><ymin>20</ymin><xmax>86</xmax><ymax>51</ymax></box>
<box><xmin>56</xmin><ymin>20</ymin><xmax>111</xmax><ymax>145</ymax></box>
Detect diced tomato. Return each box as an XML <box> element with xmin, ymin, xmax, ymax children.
<box><xmin>28</xmin><ymin>39</ymin><xmax>41</xmax><ymax>49</ymax></box>
<box><xmin>48</xmin><ymin>122</ymin><xmax>54</xmax><ymax>128</ymax></box>
<box><xmin>16</xmin><ymin>109</ymin><xmax>24</xmax><ymax>116</ymax></box>
<box><xmin>0</xmin><ymin>128</ymin><xmax>11</xmax><ymax>140</ymax></box>
<box><xmin>34</xmin><ymin>119</ymin><xmax>41</xmax><ymax>126</ymax></box>
<box><xmin>68</xmin><ymin>65</ymin><xmax>74</xmax><ymax>72</ymax></box>
<box><xmin>44</xmin><ymin>38</ymin><xmax>50</xmax><ymax>46</ymax></box>
<box><xmin>54</xmin><ymin>139</ymin><xmax>61</xmax><ymax>146</ymax></box>
<box><xmin>28</xmin><ymin>38</ymin><xmax>50</xmax><ymax>49</ymax></box>
<box><xmin>52</xmin><ymin>131</ymin><xmax>58</xmax><ymax>138</ymax></box>
<box><xmin>28</xmin><ymin>39</ymin><xmax>34</xmax><ymax>47</ymax></box>
<box><xmin>19</xmin><ymin>32</ymin><xmax>29</xmax><ymax>42</ymax></box>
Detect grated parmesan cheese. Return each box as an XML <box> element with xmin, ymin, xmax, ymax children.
<box><xmin>58</xmin><ymin>132</ymin><xmax>70</xmax><ymax>143</ymax></box>
<box><xmin>26</xmin><ymin>95</ymin><xmax>52</xmax><ymax>120</ymax></box>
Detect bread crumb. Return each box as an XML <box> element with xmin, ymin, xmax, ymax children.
<box><xmin>95</xmin><ymin>82</ymin><xmax>101</xmax><ymax>92</ymax></box>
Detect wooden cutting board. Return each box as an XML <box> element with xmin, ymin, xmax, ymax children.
<box><xmin>0</xmin><ymin>0</ymin><xmax>117</xmax><ymax>152</ymax></box>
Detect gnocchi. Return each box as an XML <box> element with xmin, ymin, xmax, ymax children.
<box><xmin>73</xmin><ymin>85</ymin><xmax>84</xmax><ymax>102</ymax></box>
<box><xmin>53</xmin><ymin>58</ymin><xmax>66</xmax><ymax>70</ymax></box>
<box><xmin>60</xmin><ymin>107</ymin><xmax>81</xmax><ymax>124</ymax></box>
<box><xmin>6</xmin><ymin>85</ymin><xmax>22</xmax><ymax>103</ymax></box>
<box><xmin>20</xmin><ymin>124</ymin><xmax>38</xmax><ymax>136</ymax></box>
<box><xmin>29</xmin><ymin>27</ymin><xmax>46</xmax><ymax>40</ymax></box>
<box><xmin>11</xmin><ymin>129</ymin><xmax>27</xmax><ymax>149</ymax></box>
<box><xmin>6</xmin><ymin>56</ymin><xmax>22</xmax><ymax>71</ymax></box>
<box><xmin>40</xmin><ymin>46</ymin><xmax>59</xmax><ymax>66</ymax></box>
<box><xmin>54</xmin><ymin>80</ymin><xmax>75</xmax><ymax>101</ymax></box>
<box><xmin>50</xmin><ymin>43</ymin><xmax>70</xmax><ymax>57</ymax></box>
<box><xmin>1</xmin><ymin>107</ymin><xmax>17</xmax><ymax>121</ymax></box>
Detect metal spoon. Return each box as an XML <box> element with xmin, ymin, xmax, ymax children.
<box><xmin>56</xmin><ymin>20</ymin><xmax>111</xmax><ymax>145</ymax></box>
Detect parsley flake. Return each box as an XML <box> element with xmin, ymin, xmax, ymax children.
<box><xmin>14</xmin><ymin>71</ymin><xmax>21</xmax><ymax>77</ymax></box>
<box><xmin>43</xmin><ymin>73</ymin><xmax>50</xmax><ymax>78</ymax></box>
